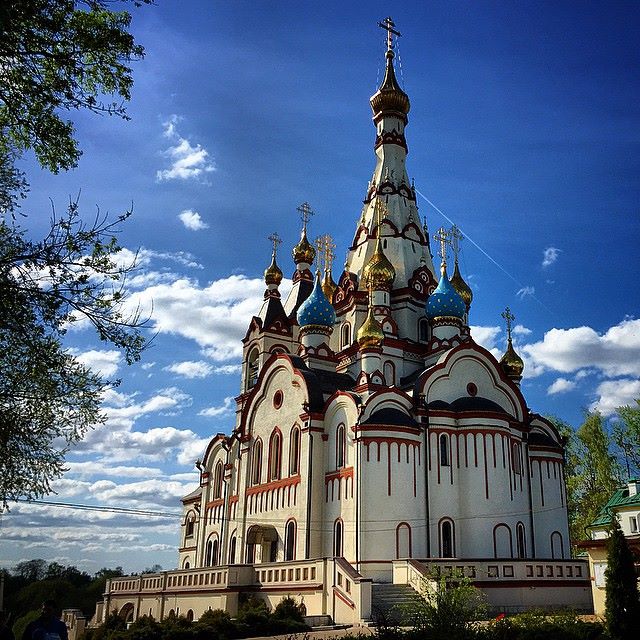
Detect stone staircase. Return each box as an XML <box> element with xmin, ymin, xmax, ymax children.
<box><xmin>370</xmin><ymin>583</ymin><xmax>422</xmax><ymax>626</ymax></box>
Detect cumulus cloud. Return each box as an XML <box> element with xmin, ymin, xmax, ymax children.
<box><xmin>516</xmin><ymin>286</ymin><xmax>535</xmax><ymax>299</ymax></box>
<box><xmin>470</xmin><ymin>325</ymin><xmax>502</xmax><ymax>358</ymax></box>
<box><xmin>590</xmin><ymin>379</ymin><xmax>640</xmax><ymax>416</ymax></box>
<box><xmin>156</xmin><ymin>115</ymin><xmax>215</xmax><ymax>181</ymax></box>
<box><xmin>164</xmin><ymin>360</ymin><xmax>214</xmax><ymax>379</ymax></box>
<box><xmin>178</xmin><ymin>209</ymin><xmax>209</xmax><ymax>231</ymax></box>
<box><xmin>74</xmin><ymin>349</ymin><xmax>121</xmax><ymax>378</ymax></box>
<box><xmin>513</xmin><ymin>324</ymin><xmax>532</xmax><ymax>336</ymax></box>
<box><xmin>547</xmin><ymin>377</ymin><xmax>577</xmax><ymax>395</ymax></box>
<box><xmin>213</xmin><ymin>364</ymin><xmax>242</xmax><ymax>375</ymax></box>
<box><xmin>542</xmin><ymin>247</ymin><xmax>561</xmax><ymax>267</ymax></box>
<box><xmin>199</xmin><ymin>396</ymin><xmax>235</xmax><ymax>418</ymax></box>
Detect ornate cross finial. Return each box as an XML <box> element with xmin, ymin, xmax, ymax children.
<box><xmin>450</xmin><ymin>224</ymin><xmax>463</xmax><ymax>262</ymax></box>
<box><xmin>268</xmin><ymin>232</ymin><xmax>282</xmax><ymax>257</ymax></box>
<box><xmin>315</xmin><ymin>234</ymin><xmax>336</xmax><ymax>273</ymax></box>
<box><xmin>296</xmin><ymin>202</ymin><xmax>315</xmax><ymax>232</ymax></box>
<box><xmin>501</xmin><ymin>306</ymin><xmax>516</xmax><ymax>341</ymax></box>
<box><xmin>373</xmin><ymin>197</ymin><xmax>388</xmax><ymax>238</ymax></box>
<box><xmin>378</xmin><ymin>16</ymin><xmax>401</xmax><ymax>51</ymax></box>
<box><xmin>434</xmin><ymin>226</ymin><xmax>451</xmax><ymax>267</ymax></box>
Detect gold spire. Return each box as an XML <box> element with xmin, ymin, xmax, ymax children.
<box><xmin>362</xmin><ymin>199</ymin><xmax>396</xmax><ymax>290</ymax></box>
<box><xmin>370</xmin><ymin>17</ymin><xmax>410</xmax><ymax>120</ymax></box>
<box><xmin>264</xmin><ymin>232</ymin><xmax>283</xmax><ymax>286</ymax></box>
<box><xmin>449</xmin><ymin>225</ymin><xmax>473</xmax><ymax>309</ymax></box>
<box><xmin>316</xmin><ymin>234</ymin><xmax>337</xmax><ymax>300</ymax></box>
<box><xmin>499</xmin><ymin>307</ymin><xmax>524</xmax><ymax>379</ymax></box>
<box><xmin>292</xmin><ymin>202</ymin><xmax>316</xmax><ymax>265</ymax></box>
<box><xmin>357</xmin><ymin>290</ymin><xmax>385</xmax><ymax>348</ymax></box>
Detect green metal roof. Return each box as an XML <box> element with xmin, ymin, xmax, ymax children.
<box><xmin>588</xmin><ymin>483</ymin><xmax>640</xmax><ymax>528</ymax></box>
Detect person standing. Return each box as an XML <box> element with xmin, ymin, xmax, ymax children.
<box><xmin>21</xmin><ymin>601</ymin><xmax>67</xmax><ymax>640</ymax></box>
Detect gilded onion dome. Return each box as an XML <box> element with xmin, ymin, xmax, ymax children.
<box><xmin>357</xmin><ymin>307</ymin><xmax>385</xmax><ymax>348</ymax></box>
<box><xmin>450</xmin><ymin>260</ymin><xmax>473</xmax><ymax>309</ymax></box>
<box><xmin>500</xmin><ymin>338</ymin><xmax>525</xmax><ymax>379</ymax></box>
<box><xmin>293</xmin><ymin>228</ymin><xmax>316</xmax><ymax>265</ymax></box>
<box><xmin>322</xmin><ymin>270</ymin><xmax>337</xmax><ymax>300</ymax></box>
<box><xmin>369</xmin><ymin>49</ymin><xmax>410</xmax><ymax>119</ymax></box>
<box><xmin>426</xmin><ymin>266</ymin><xmax>466</xmax><ymax>320</ymax></box>
<box><xmin>297</xmin><ymin>271</ymin><xmax>336</xmax><ymax>328</ymax></box>
<box><xmin>264</xmin><ymin>253</ymin><xmax>283</xmax><ymax>286</ymax></box>
<box><xmin>362</xmin><ymin>236</ymin><xmax>396</xmax><ymax>290</ymax></box>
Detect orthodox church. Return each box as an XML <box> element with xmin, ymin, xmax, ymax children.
<box><xmin>100</xmin><ymin>21</ymin><xmax>592</xmax><ymax>625</ymax></box>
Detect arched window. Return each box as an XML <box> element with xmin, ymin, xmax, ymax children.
<box><xmin>493</xmin><ymin>523</ymin><xmax>513</xmax><ymax>558</ymax></box>
<box><xmin>251</xmin><ymin>439</ymin><xmax>263</xmax><ymax>485</ymax></box>
<box><xmin>186</xmin><ymin>610</ymin><xmax>194</xmax><ymax>622</ymax></box>
<box><xmin>336</xmin><ymin>424</ymin><xmax>346</xmax><ymax>468</ymax></box>
<box><xmin>213</xmin><ymin>460</ymin><xmax>224</xmax><ymax>499</ymax></box>
<box><xmin>550</xmin><ymin>531</ymin><xmax>564</xmax><ymax>559</ymax></box>
<box><xmin>184</xmin><ymin>512</ymin><xmax>195</xmax><ymax>540</ymax></box>
<box><xmin>334</xmin><ymin>519</ymin><xmax>344</xmax><ymax>557</ymax></box>
<box><xmin>440</xmin><ymin>519</ymin><xmax>455</xmax><ymax>558</ymax></box>
<box><xmin>512</xmin><ymin>443</ymin><xmax>522</xmax><ymax>474</ymax></box>
<box><xmin>247</xmin><ymin>348</ymin><xmax>259</xmax><ymax>390</ymax></box>
<box><xmin>268</xmin><ymin>429</ymin><xmax>282</xmax><ymax>481</ymax></box>
<box><xmin>205</xmin><ymin>539</ymin><xmax>213</xmax><ymax>566</ymax></box>
<box><xmin>229</xmin><ymin>534</ymin><xmax>237</xmax><ymax>565</ymax></box>
<box><xmin>396</xmin><ymin>523</ymin><xmax>412</xmax><ymax>559</ymax></box>
<box><xmin>212</xmin><ymin>538</ymin><xmax>219</xmax><ymax>566</ymax></box>
<box><xmin>439</xmin><ymin>433</ymin><xmax>450</xmax><ymax>467</ymax></box>
<box><xmin>419</xmin><ymin>319</ymin><xmax>429</xmax><ymax>342</ymax></box>
<box><xmin>384</xmin><ymin>361</ymin><xmax>395</xmax><ymax>386</ymax></box>
<box><xmin>516</xmin><ymin>522</ymin><xmax>526</xmax><ymax>559</ymax></box>
<box><xmin>285</xmin><ymin>520</ymin><xmax>296</xmax><ymax>561</ymax></box>
<box><xmin>289</xmin><ymin>427</ymin><xmax>300</xmax><ymax>475</ymax></box>
<box><xmin>341</xmin><ymin>323</ymin><xmax>351</xmax><ymax>349</ymax></box>
<box><xmin>182</xmin><ymin>558</ymin><xmax>190</xmax><ymax>569</ymax></box>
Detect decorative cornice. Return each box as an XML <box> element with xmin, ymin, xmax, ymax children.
<box><xmin>374</xmin><ymin>129</ymin><xmax>408</xmax><ymax>152</ymax></box>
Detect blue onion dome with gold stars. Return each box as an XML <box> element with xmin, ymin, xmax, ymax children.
<box><xmin>297</xmin><ymin>271</ymin><xmax>336</xmax><ymax>328</ymax></box>
<box><xmin>426</xmin><ymin>267</ymin><xmax>466</xmax><ymax>320</ymax></box>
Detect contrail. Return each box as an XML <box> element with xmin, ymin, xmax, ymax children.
<box><xmin>415</xmin><ymin>188</ymin><xmax>553</xmax><ymax>314</ymax></box>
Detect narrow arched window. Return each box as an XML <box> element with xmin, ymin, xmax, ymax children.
<box><xmin>212</xmin><ymin>538</ymin><xmax>219</xmax><ymax>566</ymax></box>
<box><xmin>334</xmin><ymin>519</ymin><xmax>344</xmax><ymax>557</ymax></box>
<box><xmin>252</xmin><ymin>439</ymin><xmax>263</xmax><ymax>485</ymax></box>
<box><xmin>516</xmin><ymin>523</ymin><xmax>526</xmax><ymax>559</ymax></box>
<box><xmin>439</xmin><ymin>434</ymin><xmax>450</xmax><ymax>467</ymax></box>
<box><xmin>384</xmin><ymin>361</ymin><xmax>395</xmax><ymax>386</ymax></box>
<box><xmin>285</xmin><ymin>520</ymin><xmax>296</xmax><ymax>561</ymax></box>
<box><xmin>229</xmin><ymin>534</ymin><xmax>237</xmax><ymax>565</ymax></box>
<box><xmin>205</xmin><ymin>539</ymin><xmax>213</xmax><ymax>566</ymax></box>
<box><xmin>184</xmin><ymin>512</ymin><xmax>195</xmax><ymax>540</ymax></box>
<box><xmin>213</xmin><ymin>460</ymin><xmax>224</xmax><ymax>499</ymax></box>
<box><xmin>341</xmin><ymin>324</ymin><xmax>351</xmax><ymax>349</ymax></box>
<box><xmin>419</xmin><ymin>319</ymin><xmax>429</xmax><ymax>342</ymax></box>
<box><xmin>440</xmin><ymin>519</ymin><xmax>454</xmax><ymax>558</ymax></box>
<box><xmin>269</xmin><ymin>430</ymin><xmax>282</xmax><ymax>480</ymax></box>
<box><xmin>289</xmin><ymin>427</ymin><xmax>300</xmax><ymax>475</ymax></box>
<box><xmin>336</xmin><ymin>424</ymin><xmax>346</xmax><ymax>468</ymax></box>
<box><xmin>512</xmin><ymin>443</ymin><xmax>522</xmax><ymax>474</ymax></box>
<box><xmin>247</xmin><ymin>348</ymin><xmax>259</xmax><ymax>390</ymax></box>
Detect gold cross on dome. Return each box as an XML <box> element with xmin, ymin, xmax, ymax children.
<box><xmin>501</xmin><ymin>306</ymin><xmax>515</xmax><ymax>340</ymax></box>
<box><xmin>315</xmin><ymin>234</ymin><xmax>336</xmax><ymax>273</ymax></box>
<box><xmin>296</xmin><ymin>202</ymin><xmax>315</xmax><ymax>232</ymax></box>
<box><xmin>433</xmin><ymin>226</ymin><xmax>451</xmax><ymax>266</ymax></box>
<box><xmin>373</xmin><ymin>198</ymin><xmax>389</xmax><ymax>238</ymax></box>
<box><xmin>378</xmin><ymin>16</ymin><xmax>401</xmax><ymax>51</ymax></box>
<box><xmin>268</xmin><ymin>232</ymin><xmax>282</xmax><ymax>257</ymax></box>
<box><xmin>450</xmin><ymin>224</ymin><xmax>464</xmax><ymax>261</ymax></box>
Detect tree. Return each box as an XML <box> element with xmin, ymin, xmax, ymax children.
<box><xmin>0</xmin><ymin>1</ymin><xmax>150</xmax><ymax>506</ymax></box>
<box><xmin>613</xmin><ymin>399</ymin><xmax>640</xmax><ymax>478</ymax></box>
<box><xmin>605</xmin><ymin>518</ymin><xmax>640</xmax><ymax>639</ymax></box>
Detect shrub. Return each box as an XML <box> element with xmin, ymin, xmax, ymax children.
<box><xmin>194</xmin><ymin>608</ymin><xmax>234</xmax><ymax>639</ymax></box>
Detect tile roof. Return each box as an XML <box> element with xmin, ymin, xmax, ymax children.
<box><xmin>589</xmin><ymin>482</ymin><xmax>640</xmax><ymax>528</ymax></box>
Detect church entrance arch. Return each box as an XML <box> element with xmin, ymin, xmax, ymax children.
<box><xmin>119</xmin><ymin>603</ymin><xmax>135</xmax><ymax>623</ymax></box>
<box><xmin>245</xmin><ymin>524</ymin><xmax>278</xmax><ymax>564</ymax></box>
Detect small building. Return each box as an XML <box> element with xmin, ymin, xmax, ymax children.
<box><xmin>577</xmin><ymin>478</ymin><xmax>640</xmax><ymax>617</ymax></box>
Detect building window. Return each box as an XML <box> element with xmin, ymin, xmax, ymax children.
<box><xmin>439</xmin><ymin>434</ymin><xmax>450</xmax><ymax>467</ymax></box>
<box><xmin>512</xmin><ymin>443</ymin><xmax>522</xmax><ymax>474</ymax></box>
<box><xmin>252</xmin><ymin>439</ymin><xmax>263</xmax><ymax>485</ymax></box>
<box><xmin>440</xmin><ymin>519</ymin><xmax>454</xmax><ymax>558</ymax></box>
<box><xmin>184</xmin><ymin>512</ymin><xmax>195</xmax><ymax>539</ymax></box>
<box><xmin>213</xmin><ymin>460</ymin><xmax>224</xmax><ymax>499</ymax></box>
<box><xmin>186</xmin><ymin>610</ymin><xmax>194</xmax><ymax>623</ymax></box>
<box><xmin>205</xmin><ymin>536</ymin><xmax>219</xmax><ymax>567</ymax></box>
<box><xmin>268</xmin><ymin>429</ymin><xmax>282</xmax><ymax>480</ymax></box>
<box><xmin>396</xmin><ymin>523</ymin><xmax>412</xmax><ymax>559</ymax></box>
<box><xmin>336</xmin><ymin>424</ymin><xmax>346</xmax><ymax>468</ymax></box>
<box><xmin>419</xmin><ymin>319</ymin><xmax>429</xmax><ymax>342</ymax></box>
<box><xmin>285</xmin><ymin>520</ymin><xmax>296</xmax><ymax>561</ymax></box>
<box><xmin>334</xmin><ymin>519</ymin><xmax>344</xmax><ymax>557</ymax></box>
<box><xmin>384</xmin><ymin>360</ymin><xmax>395</xmax><ymax>386</ymax></box>
<box><xmin>289</xmin><ymin>427</ymin><xmax>300</xmax><ymax>475</ymax></box>
<box><xmin>247</xmin><ymin>348</ymin><xmax>259</xmax><ymax>390</ymax></box>
<box><xmin>550</xmin><ymin>531</ymin><xmax>564</xmax><ymax>559</ymax></box>
<box><xmin>516</xmin><ymin>522</ymin><xmax>526</xmax><ymax>559</ymax></box>
<box><xmin>630</xmin><ymin>516</ymin><xmax>638</xmax><ymax>533</ymax></box>
<box><xmin>341</xmin><ymin>323</ymin><xmax>351</xmax><ymax>348</ymax></box>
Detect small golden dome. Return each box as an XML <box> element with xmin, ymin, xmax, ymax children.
<box><xmin>450</xmin><ymin>261</ymin><xmax>473</xmax><ymax>309</ymax></box>
<box><xmin>264</xmin><ymin>253</ymin><xmax>283</xmax><ymax>286</ymax></box>
<box><xmin>292</xmin><ymin>228</ymin><xmax>316</xmax><ymax>265</ymax></box>
<box><xmin>357</xmin><ymin>308</ymin><xmax>385</xmax><ymax>348</ymax></box>
<box><xmin>369</xmin><ymin>50</ymin><xmax>410</xmax><ymax>119</ymax></box>
<box><xmin>363</xmin><ymin>237</ymin><xmax>396</xmax><ymax>290</ymax></box>
<box><xmin>322</xmin><ymin>270</ymin><xmax>337</xmax><ymax>301</ymax></box>
<box><xmin>500</xmin><ymin>339</ymin><xmax>524</xmax><ymax>379</ymax></box>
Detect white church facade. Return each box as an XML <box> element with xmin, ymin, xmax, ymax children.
<box><xmin>99</xmin><ymin>21</ymin><xmax>592</xmax><ymax>625</ymax></box>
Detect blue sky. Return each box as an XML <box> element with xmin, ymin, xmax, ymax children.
<box><xmin>1</xmin><ymin>0</ymin><xmax>639</xmax><ymax>574</ymax></box>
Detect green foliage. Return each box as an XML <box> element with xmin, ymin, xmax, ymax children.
<box><xmin>272</xmin><ymin>595</ymin><xmax>306</xmax><ymax>622</ymax></box>
<box><xmin>612</xmin><ymin>399</ymin><xmax>640</xmax><ymax>478</ymax></box>
<box><xmin>604</xmin><ymin>519</ymin><xmax>640</xmax><ymax>639</ymax></box>
<box><xmin>193</xmin><ymin>609</ymin><xmax>235</xmax><ymax>640</ymax></box>
<box><xmin>11</xmin><ymin>608</ymin><xmax>40</xmax><ymax>640</ymax></box>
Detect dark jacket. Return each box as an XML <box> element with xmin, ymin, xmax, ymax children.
<box><xmin>21</xmin><ymin>617</ymin><xmax>67</xmax><ymax>640</ymax></box>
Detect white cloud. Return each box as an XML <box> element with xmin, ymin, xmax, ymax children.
<box><xmin>213</xmin><ymin>364</ymin><xmax>242</xmax><ymax>375</ymax></box>
<box><xmin>74</xmin><ymin>349</ymin><xmax>121</xmax><ymax>378</ymax></box>
<box><xmin>542</xmin><ymin>246</ymin><xmax>561</xmax><ymax>267</ymax></box>
<box><xmin>522</xmin><ymin>318</ymin><xmax>640</xmax><ymax>378</ymax></box>
<box><xmin>178</xmin><ymin>209</ymin><xmax>209</xmax><ymax>231</ymax></box>
<box><xmin>199</xmin><ymin>396</ymin><xmax>234</xmax><ymax>418</ymax></box>
<box><xmin>470</xmin><ymin>325</ymin><xmax>501</xmax><ymax>350</ymax></box>
<box><xmin>513</xmin><ymin>324</ymin><xmax>532</xmax><ymax>336</ymax></box>
<box><xmin>590</xmin><ymin>379</ymin><xmax>640</xmax><ymax>416</ymax></box>
<box><xmin>547</xmin><ymin>377</ymin><xmax>576</xmax><ymax>395</ymax></box>
<box><xmin>164</xmin><ymin>360</ymin><xmax>214</xmax><ymax>379</ymax></box>
<box><xmin>516</xmin><ymin>286</ymin><xmax>535</xmax><ymax>299</ymax></box>
<box><xmin>156</xmin><ymin>115</ymin><xmax>215</xmax><ymax>181</ymax></box>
